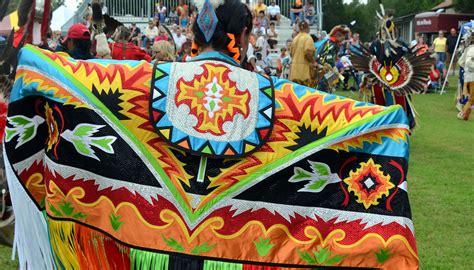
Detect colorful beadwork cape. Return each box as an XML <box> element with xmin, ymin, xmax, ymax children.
<box><xmin>5</xmin><ymin>45</ymin><xmax>418</xmax><ymax>269</ymax></box>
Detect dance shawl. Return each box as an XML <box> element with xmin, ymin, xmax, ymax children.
<box><xmin>5</xmin><ymin>45</ymin><xmax>418</xmax><ymax>269</ymax></box>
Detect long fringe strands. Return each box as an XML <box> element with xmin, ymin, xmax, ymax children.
<box><xmin>48</xmin><ymin>219</ymin><xmax>80</xmax><ymax>269</ymax></box>
<box><xmin>130</xmin><ymin>248</ymin><xmax>169</xmax><ymax>270</ymax></box>
<box><xmin>4</xmin><ymin>150</ymin><xmax>55</xmax><ymax>270</ymax></box>
<box><xmin>204</xmin><ymin>260</ymin><xmax>243</xmax><ymax>270</ymax></box>
<box><xmin>75</xmin><ymin>224</ymin><xmax>130</xmax><ymax>269</ymax></box>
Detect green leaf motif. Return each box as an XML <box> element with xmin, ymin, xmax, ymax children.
<box><xmin>307</xmin><ymin>179</ymin><xmax>327</xmax><ymax>190</ymax></box>
<box><xmin>59</xmin><ymin>200</ymin><xmax>75</xmax><ymax>216</ymax></box>
<box><xmin>310</xmin><ymin>162</ymin><xmax>330</xmax><ymax>176</ymax></box>
<box><xmin>375</xmin><ymin>248</ymin><xmax>393</xmax><ymax>263</ymax></box>
<box><xmin>297</xmin><ymin>249</ymin><xmax>317</xmax><ymax>264</ymax></box>
<box><xmin>162</xmin><ymin>235</ymin><xmax>185</xmax><ymax>252</ymax></box>
<box><xmin>49</xmin><ymin>203</ymin><xmax>63</xmax><ymax>217</ymax></box>
<box><xmin>253</xmin><ymin>237</ymin><xmax>275</xmax><ymax>256</ymax></box>
<box><xmin>195</xmin><ymin>91</ymin><xmax>204</xmax><ymax>98</ymax></box>
<box><xmin>190</xmin><ymin>243</ymin><xmax>217</xmax><ymax>254</ymax></box>
<box><xmin>73</xmin><ymin>124</ymin><xmax>98</xmax><ymax>137</ymax></box>
<box><xmin>110</xmin><ymin>213</ymin><xmax>124</xmax><ymax>231</ymax></box>
<box><xmin>72</xmin><ymin>212</ymin><xmax>88</xmax><ymax>220</ymax></box>
<box><xmin>297</xmin><ymin>247</ymin><xmax>344</xmax><ymax>266</ymax></box>
<box><xmin>9</xmin><ymin>115</ymin><xmax>32</xmax><ymax>126</ymax></box>
<box><xmin>90</xmin><ymin>137</ymin><xmax>116</xmax><ymax>153</ymax></box>
<box><xmin>72</xmin><ymin>140</ymin><xmax>94</xmax><ymax>156</ymax></box>
<box><xmin>289</xmin><ymin>167</ymin><xmax>313</xmax><ymax>182</ymax></box>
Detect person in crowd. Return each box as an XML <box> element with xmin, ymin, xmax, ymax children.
<box><xmin>177</xmin><ymin>0</ymin><xmax>189</xmax><ymax>28</ymax></box>
<box><xmin>257</xmin><ymin>10</ymin><xmax>269</xmax><ymax>30</ymax></box>
<box><xmin>173</xmin><ymin>26</ymin><xmax>188</xmax><ymax>52</ymax></box>
<box><xmin>55</xmin><ymin>23</ymin><xmax>94</xmax><ymax>60</ymax></box>
<box><xmin>180</xmin><ymin>40</ymin><xmax>192</xmax><ymax>62</ymax></box>
<box><xmin>304</xmin><ymin>1</ymin><xmax>316</xmax><ymax>26</ymax></box>
<box><xmin>153</xmin><ymin>40</ymin><xmax>175</xmax><ymax>62</ymax></box>
<box><xmin>415</xmin><ymin>34</ymin><xmax>429</xmax><ymax>56</ymax></box>
<box><xmin>266</xmin><ymin>1</ymin><xmax>281</xmax><ymax>26</ymax></box>
<box><xmin>424</xmin><ymin>63</ymin><xmax>441</xmax><ymax>93</ymax></box>
<box><xmin>243</xmin><ymin>33</ymin><xmax>257</xmax><ymax>71</ymax></box>
<box><xmin>350</xmin><ymin>32</ymin><xmax>362</xmax><ymax>56</ymax></box>
<box><xmin>432</xmin><ymin>30</ymin><xmax>447</xmax><ymax>64</ymax></box>
<box><xmin>156</xmin><ymin>2</ymin><xmax>167</xmax><ymax>24</ymax></box>
<box><xmin>155</xmin><ymin>27</ymin><xmax>170</xmax><ymax>42</ymax></box>
<box><xmin>267</xmin><ymin>22</ymin><xmax>279</xmax><ymax>49</ymax></box>
<box><xmin>169</xmin><ymin>6</ymin><xmax>179</xmax><ymax>25</ymax></box>
<box><xmin>457</xmin><ymin>36</ymin><xmax>474</xmax><ymax>120</ymax></box>
<box><xmin>410</xmin><ymin>32</ymin><xmax>420</xmax><ymax>47</ymax></box>
<box><xmin>290</xmin><ymin>0</ymin><xmax>304</xmax><ymax>26</ymax></box>
<box><xmin>142</xmin><ymin>20</ymin><xmax>159</xmax><ymax>48</ymax></box>
<box><xmin>101</xmin><ymin>2</ymin><xmax>108</xmax><ymax>15</ymax></box>
<box><xmin>254</xmin><ymin>29</ymin><xmax>268</xmax><ymax>59</ymax></box>
<box><xmin>447</xmin><ymin>28</ymin><xmax>458</xmax><ymax>74</ymax></box>
<box><xmin>254</xmin><ymin>0</ymin><xmax>267</xmax><ymax>16</ymax></box>
<box><xmin>110</xmin><ymin>26</ymin><xmax>152</xmax><ymax>61</ymax></box>
<box><xmin>129</xmin><ymin>23</ymin><xmax>141</xmax><ymax>45</ymax></box>
<box><xmin>289</xmin><ymin>21</ymin><xmax>316</xmax><ymax>86</ymax></box>
<box><xmin>277</xmin><ymin>47</ymin><xmax>288</xmax><ymax>74</ymax></box>
<box><xmin>255</xmin><ymin>52</ymin><xmax>269</xmax><ymax>74</ymax></box>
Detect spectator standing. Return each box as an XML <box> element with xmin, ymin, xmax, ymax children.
<box><xmin>289</xmin><ymin>21</ymin><xmax>315</xmax><ymax>86</ymax></box>
<box><xmin>432</xmin><ymin>30</ymin><xmax>447</xmax><ymax>63</ymax></box>
<box><xmin>415</xmin><ymin>35</ymin><xmax>429</xmax><ymax>56</ymax></box>
<box><xmin>303</xmin><ymin>1</ymin><xmax>316</xmax><ymax>26</ymax></box>
<box><xmin>447</xmin><ymin>28</ymin><xmax>458</xmax><ymax>74</ymax></box>
<box><xmin>267</xmin><ymin>22</ymin><xmax>279</xmax><ymax>49</ymax></box>
<box><xmin>290</xmin><ymin>0</ymin><xmax>304</xmax><ymax>26</ymax></box>
<box><xmin>254</xmin><ymin>0</ymin><xmax>267</xmax><ymax>16</ymax></box>
<box><xmin>157</xmin><ymin>2</ymin><xmax>167</xmax><ymax>24</ymax></box>
<box><xmin>266</xmin><ymin>1</ymin><xmax>281</xmax><ymax>26</ymax></box>
<box><xmin>169</xmin><ymin>7</ymin><xmax>179</xmax><ymax>25</ymax></box>
<box><xmin>173</xmin><ymin>27</ymin><xmax>188</xmax><ymax>52</ymax></box>
<box><xmin>177</xmin><ymin>0</ymin><xmax>189</xmax><ymax>28</ymax></box>
<box><xmin>350</xmin><ymin>33</ymin><xmax>362</xmax><ymax>56</ymax></box>
<box><xmin>142</xmin><ymin>20</ymin><xmax>159</xmax><ymax>48</ymax></box>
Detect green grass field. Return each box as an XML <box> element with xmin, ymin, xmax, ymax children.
<box><xmin>0</xmin><ymin>78</ymin><xmax>472</xmax><ymax>269</ymax></box>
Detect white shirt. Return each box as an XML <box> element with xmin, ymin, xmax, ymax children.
<box><xmin>173</xmin><ymin>33</ymin><xmax>187</xmax><ymax>50</ymax></box>
<box><xmin>146</xmin><ymin>26</ymin><xmax>159</xmax><ymax>39</ymax></box>
<box><xmin>158</xmin><ymin>6</ymin><xmax>167</xmax><ymax>14</ymax></box>
<box><xmin>247</xmin><ymin>43</ymin><xmax>256</xmax><ymax>61</ymax></box>
<box><xmin>267</xmin><ymin>5</ymin><xmax>280</xmax><ymax>16</ymax></box>
<box><xmin>255</xmin><ymin>36</ymin><xmax>268</xmax><ymax>58</ymax></box>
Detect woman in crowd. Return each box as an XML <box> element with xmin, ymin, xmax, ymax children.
<box><xmin>290</xmin><ymin>0</ymin><xmax>304</xmax><ymax>26</ymax></box>
<box><xmin>152</xmin><ymin>40</ymin><xmax>176</xmax><ymax>61</ymax></box>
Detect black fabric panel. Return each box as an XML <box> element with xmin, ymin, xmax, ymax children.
<box><xmin>168</xmin><ymin>253</ymin><xmax>204</xmax><ymax>270</ymax></box>
<box><xmin>5</xmin><ymin>96</ymin><xmax>161</xmax><ymax>188</ymax></box>
<box><xmin>235</xmin><ymin>149</ymin><xmax>411</xmax><ymax>218</ymax></box>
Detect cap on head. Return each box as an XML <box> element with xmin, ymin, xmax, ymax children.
<box><xmin>67</xmin><ymin>23</ymin><xmax>91</xmax><ymax>40</ymax></box>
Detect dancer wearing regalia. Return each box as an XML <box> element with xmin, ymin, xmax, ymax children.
<box><xmin>314</xmin><ymin>25</ymin><xmax>351</xmax><ymax>92</ymax></box>
<box><xmin>351</xmin><ymin>2</ymin><xmax>434</xmax><ymax>129</ymax></box>
<box><xmin>457</xmin><ymin>23</ymin><xmax>474</xmax><ymax>121</ymax></box>
<box><xmin>2</xmin><ymin>0</ymin><xmax>418</xmax><ymax>269</ymax></box>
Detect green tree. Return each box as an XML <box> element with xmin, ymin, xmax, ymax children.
<box><xmin>453</xmin><ymin>0</ymin><xmax>474</xmax><ymax>13</ymax></box>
